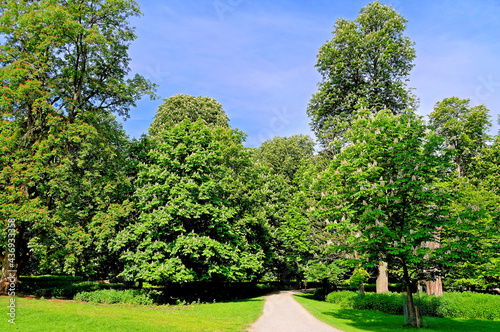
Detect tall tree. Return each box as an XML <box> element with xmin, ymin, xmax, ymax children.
<box><xmin>114</xmin><ymin>119</ymin><xmax>269</xmax><ymax>283</ymax></box>
<box><xmin>0</xmin><ymin>0</ymin><xmax>156</xmax><ymax>289</ymax></box>
<box><xmin>252</xmin><ymin>135</ymin><xmax>317</xmax><ymax>282</ymax></box>
<box><xmin>307</xmin><ymin>1</ymin><xmax>416</xmax><ymax>149</ymax></box>
<box><xmin>426</xmin><ymin>97</ymin><xmax>491</xmax><ymax>295</ymax></box>
<box><xmin>429</xmin><ymin>97</ymin><xmax>491</xmax><ymax>177</ymax></box>
<box><xmin>316</xmin><ymin>109</ymin><xmax>483</xmax><ymax>326</ymax></box>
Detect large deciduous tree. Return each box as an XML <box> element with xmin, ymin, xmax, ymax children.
<box><xmin>115</xmin><ymin>119</ymin><xmax>269</xmax><ymax>283</ymax></box>
<box><xmin>316</xmin><ymin>109</ymin><xmax>483</xmax><ymax>327</ymax></box>
<box><xmin>252</xmin><ymin>135</ymin><xmax>316</xmax><ymax>282</ymax></box>
<box><xmin>0</xmin><ymin>0</ymin><xmax>155</xmax><ymax>289</ymax></box>
<box><xmin>307</xmin><ymin>1</ymin><xmax>416</xmax><ymax>149</ymax></box>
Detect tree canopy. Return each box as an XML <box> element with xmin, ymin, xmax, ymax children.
<box><xmin>0</xmin><ymin>0</ymin><xmax>156</xmax><ymax>286</ymax></box>
<box><xmin>307</xmin><ymin>1</ymin><xmax>416</xmax><ymax>148</ymax></box>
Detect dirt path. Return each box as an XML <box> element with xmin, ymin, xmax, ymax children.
<box><xmin>247</xmin><ymin>290</ymin><xmax>343</xmax><ymax>332</ymax></box>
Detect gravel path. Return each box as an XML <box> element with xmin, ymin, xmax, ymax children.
<box><xmin>247</xmin><ymin>290</ymin><xmax>344</xmax><ymax>332</ymax></box>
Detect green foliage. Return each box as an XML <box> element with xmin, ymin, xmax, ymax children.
<box><xmin>441</xmin><ymin>180</ymin><xmax>500</xmax><ymax>291</ymax></box>
<box><xmin>348</xmin><ymin>268</ymin><xmax>370</xmax><ymax>289</ymax></box>
<box><xmin>429</xmin><ymin>97</ymin><xmax>491</xmax><ymax>177</ymax></box>
<box><xmin>116</xmin><ymin>119</ymin><xmax>269</xmax><ymax>283</ymax></box>
<box><xmin>20</xmin><ymin>275</ymin><xmax>123</xmax><ymax>298</ymax></box>
<box><xmin>471</xmin><ymin>137</ymin><xmax>500</xmax><ymax>196</ymax></box>
<box><xmin>308</xmin><ymin>1</ymin><xmax>416</xmax><ymax>148</ymax></box>
<box><xmin>326</xmin><ymin>291</ymin><xmax>500</xmax><ymax>320</ymax></box>
<box><xmin>74</xmin><ymin>289</ymin><xmax>154</xmax><ymax>305</ymax></box>
<box><xmin>149</xmin><ymin>94</ymin><xmax>229</xmax><ymax>137</ymax></box>
<box><xmin>431</xmin><ymin>292</ymin><xmax>500</xmax><ymax>320</ymax></box>
<box><xmin>326</xmin><ymin>290</ymin><xmax>358</xmax><ymax>307</ymax></box>
<box><xmin>317</xmin><ymin>109</ymin><xmax>482</xmax><ymax>282</ymax></box>
<box><xmin>254</xmin><ymin>135</ymin><xmax>315</xmax><ymax>183</ymax></box>
<box><xmin>0</xmin><ymin>0</ymin><xmax>155</xmax><ymax>280</ymax></box>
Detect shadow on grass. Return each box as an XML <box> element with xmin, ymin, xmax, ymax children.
<box><xmin>321</xmin><ymin>308</ymin><xmax>500</xmax><ymax>331</ymax></box>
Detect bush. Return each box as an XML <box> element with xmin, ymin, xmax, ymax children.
<box><xmin>74</xmin><ymin>289</ymin><xmax>154</xmax><ymax>305</ymax></box>
<box><xmin>326</xmin><ymin>291</ymin><xmax>357</xmax><ymax>308</ymax></box>
<box><xmin>353</xmin><ymin>292</ymin><xmax>404</xmax><ymax>315</ymax></box>
<box><xmin>326</xmin><ymin>290</ymin><xmax>500</xmax><ymax>320</ymax></box>
<box><xmin>20</xmin><ymin>275</ymin><xmax>124</xmax><ymax>299</ymax></box>
<box><xmin>432</xmin><ymin>292</ymin><xmax>500</xmax><ymax>320</ymax></box>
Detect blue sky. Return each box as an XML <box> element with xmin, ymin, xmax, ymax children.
<box><xmin>122</xmin><ymin>0</ymin><xmax>500</xmax><ymax>147</ymax></box>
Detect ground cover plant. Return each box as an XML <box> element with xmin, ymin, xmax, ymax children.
<box><xmin>74</xmin><ymin>289</ymin><xmax>154</xmax><ymax>305</ymax></box>
<box><xmin>294</xmin><ymin>293</ymin><xmax>500</xmax><ymax>332</ymax></box>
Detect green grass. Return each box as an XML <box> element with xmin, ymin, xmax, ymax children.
<box><xmin>0</xmin><ymin>295</ymin><xmax>265</xmax><ymax>331</ymax></box>
<box><xmin>294</xmin><ymin>293</ymin><xmax>500</xmax><ymax>332</ymax></box>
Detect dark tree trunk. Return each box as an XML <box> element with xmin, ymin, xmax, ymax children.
<box><xmin>359</xmin><ymin>283</ymin><xmax>365</xmax><ymax>297</ymax></box>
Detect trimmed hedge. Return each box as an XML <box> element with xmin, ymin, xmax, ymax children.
<box><xmin>326</xmin><ymin>290</ymin><xmax>500</xmax><ymax>320</ymax></box>
<box><xmin>74</xmin><ymin>289</ymin><xmax>154</xmax><ymax>305</ymax></box>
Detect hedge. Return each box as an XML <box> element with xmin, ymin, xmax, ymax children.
<box><xmin>326</xmin><ymin>291</ymin><xmax>500</xmax><ymax>320</ymax></box>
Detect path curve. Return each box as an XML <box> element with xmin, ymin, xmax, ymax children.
<box><xmin>247</xmin><ymin>290</ymin><xmax>343</xmax><ymax>332</ymax></box>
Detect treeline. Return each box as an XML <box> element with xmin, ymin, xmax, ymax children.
<box><xmin>0</xmin><ymin>1</ymin><xmax>498</xmax><ymax>326</ymax></box>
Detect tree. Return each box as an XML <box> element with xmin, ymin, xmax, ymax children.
<box><xmin>316</xmin><ymin>109</ymin><xmax>483</xmax><ymax>327</ymax></box>
<box><xmin>115</xmin><ymin>119</ymin><xmax>269</xmax><ymax>283</ymax></box>
<box><xmin>307</xmin><ymin>1</ymin><xmax>416</xmax><ymax>148</ymax></box>
<box><xmin>429</xmin><ymin>97</ymin><xmax>491</xmax><ymax>177</ymax></box>
<box><xmin>426</xmin><ymin>97</ymin><xmax>491</xmax><ymax>295</ymax></box>
<box><xmin>148</xmin><ymin>94</ymin><xmax>229</xmax><ymax>137</ymax></box>
<box><xmin>0</xmin><ymin>0</ymin><xmax>156</xmax><ymax>289</ymax></box>
<box><xmin>349</xmin><ymin>267</ymin><xmax>370</xmax><ymax>296</ymax></box>
<box><xmin>254</xmin><ymin>135</ymin><xmax>315</xmax><ymax>183</ymax></box>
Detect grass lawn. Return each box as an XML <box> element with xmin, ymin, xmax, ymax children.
<box><xmin>0</xmin><ymin>295</ymin><xmax>264</xmax><ymax>331</ymax></box>
<box><xmin>294</xmin><ymin>293</ymin><xmax>500</xmax><ymax>332</ymax></box>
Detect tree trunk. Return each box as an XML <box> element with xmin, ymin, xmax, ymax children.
<box><xmin>1</xmin><ymin>245</ymin><xmax>18</xmax><ymax>294</ymax></box>
<box><xmin>376</xmin><ymin>261</ymin><xmax>389</xmax><ymax>293</ymax></box>
<box><xmin>423</xmin><ymin>227</ymin><xmax>443</xmax><ymax>296</ymax></box>
<box><xmin>402</xmin><ymin>258</ymin><xmax>420</xmax><ymax>327</ymax></box>
<box><xmin>1</xmin><ymin>222</ymin><xmax>23</xmax><ymax>294</ymax></box>
<box><xmin>424</xmin><ymin>277</ymin><xmax>443</xmax><ymax>297</ymax></box>
<box><xmin>359</xmin><ymin>283</ymin><xmax>365</xmax><ymax>297</ymax></box>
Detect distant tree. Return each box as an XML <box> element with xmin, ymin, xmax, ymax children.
<box><xmin>307</xmin><ymin>1</ymin><xmax>416</xmax><ymax>149</ymax></box>
<box><xmin>148</xmin><ymin>94</ymin><xmax>229</xmax><ymax>137</ymax></box>
<box><xmin>316</xmin><ymin>109</ymin><xmax>483</xmax><ymax>327</ymax></box>
<box><xmin>115</xmin><ymin>119</ymin><xmax>269</xmax><ymax>283</ymax></box>
<box><xmin>254</xmin><ymin>135</ymin><xmax>315</xmax><ymax>183</ymax></box>
<box><xmin>429</xmin><ymin>97</ymin><xmax>491</xmax><ymax>177</ymax></box>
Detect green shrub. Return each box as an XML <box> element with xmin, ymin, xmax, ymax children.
<box><xmin>433</xmin><ymin>292</ymin><xmax>500</xmax><ymax>320</ymax></box>
<box><xmin>326</xmin><ymin>290</ymin><xmax>357</xmax><ymax>308</ymax></box>
<box><xmin>326</xmin><ymin>290</ymin><xmax>500</xmax><ymax>320</ymax></box>
<box><xmin>353</xmin><ymin>292</ymin><xmax>404</xmax><ymax>315</ymax></box>
<box><xmin>21</xmin><ymin>275</ymin><xmax>124</xmax><ymax>299</ymax></box>
<box><xmin>74</xmin><ymin>289</ymin><xmax>154</xmax><ymax>305</ymax></box>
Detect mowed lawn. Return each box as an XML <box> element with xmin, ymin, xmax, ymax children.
<box><xmin>0</xmin><ymin>295</ymin><xmax>265</xmax><ymax>331</ymax></box>
<box><xmin>294</xmin><ymin>293</ymin><xmax>500</xmax><ymax>332</ymax></box>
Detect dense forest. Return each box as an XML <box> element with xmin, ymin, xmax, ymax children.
<box><xmin>0</xmin><ymin>0</ymin><xmax>498</xmax><ymax>327</ymax></box>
